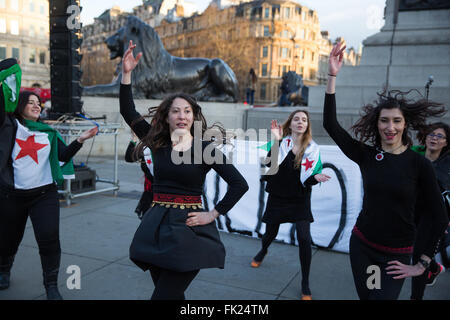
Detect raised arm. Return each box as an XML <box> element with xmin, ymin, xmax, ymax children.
<box><xmin>323</xmin><ymin>43</ymin><xmax>365</xmax><ymax>164</ymax></box>
<box><xmin>119</xmin><ymin>40</ymin><xmax>149</xmax><ymax>140</ymax></box>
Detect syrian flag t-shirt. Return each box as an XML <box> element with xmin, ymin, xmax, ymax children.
<box><xmin>12</xmin><ymin>120</ymin><xmax>53</xmax><ymax>189</ymax></box>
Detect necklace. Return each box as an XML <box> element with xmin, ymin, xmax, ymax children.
<box><xmin>375</xmin><ymin>144</ymin><xmax>405</xmax><ymax>161</ymax></box>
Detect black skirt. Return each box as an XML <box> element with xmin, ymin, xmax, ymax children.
<box><xmin>262</xmin><ymin>193</ymin><xmax>314</xmax><ymax>224</ymax></box>
<box><xmin>129</xmin><ymin>204</ymin><xmax>225</xmax><ymax>272</ymax></box>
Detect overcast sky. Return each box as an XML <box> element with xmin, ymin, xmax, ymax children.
<box><xmin>80</xmin><ymin>0</ymin><xmax>387</xmax><ymax>49</ymax></box>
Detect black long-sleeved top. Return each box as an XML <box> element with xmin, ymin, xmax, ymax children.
<box><xmin>120</xmin><ymin>84</ymin><xmax>248</xmax><ymax>215</ymax></box>
<box><xmin>323</xmin><ymin>93</ymin><xmax>448</xmax><ymax>257</ymax></box>
<box><xmin>0</xmin><ymin>97</ymin><xmax>82</xmax><ymax>192</ymax></box>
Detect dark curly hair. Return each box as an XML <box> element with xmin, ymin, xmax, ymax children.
<box><xmin>351</xmin><ymin>89</ymin><xmax>446</xmax><ymax>147</ymax></box>
<box><xmin>134</xmin><ymin>92</ymin><xmax>227</xmax><ymax>157</ymax></box>
<box><xmin>417</xmin><ymin>122</ymin><xmax>449</xmax><ymax>156</ymax></box>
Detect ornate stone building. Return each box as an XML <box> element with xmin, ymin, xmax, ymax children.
<box><xmin>0</xmin><ymin>0</ymin><xmax>50</xmax><ymax>87</ymax></box>
<box><xmin>155</xmin><ymin>0</ymin><xmax>360</xmax><ymax>103</ymax></box>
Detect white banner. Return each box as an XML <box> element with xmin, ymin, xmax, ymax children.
<box><xmin>203</xmin><ymin>140</ymin><xmax>363</xmax><ymax>253</ymax></box>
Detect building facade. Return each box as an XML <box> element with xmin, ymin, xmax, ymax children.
<box><xmin>0</xmin><ymin>0</ymin><xmax>50</xmax><ymax>87</ymax></box>
<box><xmin>81</xmin><ymin>0</ymin><xmax>198</xmax><ymax>86</ymax></box>
<box><xmin>154</xmin><ymin>0</ymin><xmax>359</xmax><ymax>103</ymax></box>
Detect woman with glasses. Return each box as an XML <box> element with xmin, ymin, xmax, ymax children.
<box><xmin>410</xmin><ymin>122</ymin><xmax>449</xmax><ymax>300</ymax></box>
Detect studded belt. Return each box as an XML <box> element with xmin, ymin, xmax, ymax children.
<box><xmin>151</xmin><ymin>193</ymin><xmax>203</xmax><ymax>210</ymax></box>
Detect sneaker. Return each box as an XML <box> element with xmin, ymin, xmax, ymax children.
<box><xmin>426</xmin><ymin>262</ymin><xmax>444</xmax><ymax>286</ymax></box>
<box><xmin>301</xmin><ymin>294</ymin><xmax>312</xmax><ymax>300</ymax></box>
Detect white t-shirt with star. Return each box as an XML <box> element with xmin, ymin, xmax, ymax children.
<box><xmin>11</xmin><ymin>120</ymin><xmax>53</xmax><ymax>189</ymax></box>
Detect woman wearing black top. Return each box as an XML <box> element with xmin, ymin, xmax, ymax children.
<box><xmin>410</xmin><ymin>122</ymin><xmax>449</xmax><ymax>299</ymax></box>
<box><xmin>250</xmin><ymin>110</ymin><xmax>331</xmax><ymax>300</ymax></box>
<box><xmin>324</xmin><ymin>43</ymin><xmax>448</xmax><ymax>300</ymax></box>
<box><xmin>0</xmin><ymin>59</ymin><xmax>98</xmax><ymax>299</ymax></box>
<box><xmin>119</xmin><ymin>41</ymin><xmax>248</xmax><ymax>300</ymax></box>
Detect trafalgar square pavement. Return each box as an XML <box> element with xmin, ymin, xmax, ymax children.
<box><xmin>0</xmin><ymin>156</ymin><xmax>449</xmax><ymax>301</ymax></box>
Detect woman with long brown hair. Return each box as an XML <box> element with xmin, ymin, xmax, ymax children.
<box><xmin>324</xmin><ymin>42</ymin><xmax>448</xmax><ymax>300</ymax></box>
<box><xmin>251</xmin><ymin>109</ymin><xmax>331</xmax><ymax>300</ymax></box>
<box><xmin>119</xmin><ymin>41</ymin><xmax>248</xmax><ymax>300</ymax></box>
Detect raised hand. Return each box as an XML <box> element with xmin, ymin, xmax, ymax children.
<box><xmin>328</xmin><ymin>42</ymin><xmax>346</xmax><ymax>76</ymax></box>
<box><xmin>122</xmin><ymin>40</ymin><xmax>143</xmax><ymax>75</ymax></box>
<box><xmin>271</xmin><ymin>120</ymin><xmax>283</xmax><ymax>141</ymax></box>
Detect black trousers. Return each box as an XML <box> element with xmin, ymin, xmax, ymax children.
<box><xmin>0</xmin><ymin>185</ymin><xmax>61</xmax><ymax>272</ymax></box>
<box><xmin>149</xmin><ymin>266</ymin><xmax>199</xmax><ymax>300</ymax></box>
<box><xmin>349</xmin><ymin>234</ymin><xmax>411</xmax><ymax>300</ymax></box>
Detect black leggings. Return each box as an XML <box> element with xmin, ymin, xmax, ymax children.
<box><xmin>349</xmin><ymin>234</ymin><xmax>411</xmax><ymax>300</ymax></box>
<box><xmin>0</xmin><ymin>185</ymin><xmax>61</xmax><ymax>272</ymax></box>
<box><xmin>149</xmin><ymin>266</ymin><xmax>199</xmax><ymax>300</ymax></box>
<box><xmin>256</xmin><ymin>221</ymin><xmax>312</xmax><ymax>294</ymax></box>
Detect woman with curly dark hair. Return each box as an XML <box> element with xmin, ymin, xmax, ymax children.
<box><xmin>119</xmin><ymin>41</ymin><xmax>248</xmax><ymax>300</ymax></box>
<box><xmin>323</xmin><ymin>43</ymin><xmax>448</xmax><ymax>300</ymax></box>
<box><xmin>410</xmin><ymin>122</ymin><xmax>449</xmax><ymax>299</ymax></box>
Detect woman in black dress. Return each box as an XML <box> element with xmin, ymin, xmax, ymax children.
<box><xmin>119</xmin><ymin>41</ymin><xmax>248</xmax><ymax>300</ymax></box>
<box><xmin>251</xmin><ymin>110</ymin><xmax>331</xmax><ymax>300</ymax></box>
<box><xmin>324</xmin><ymin>43</ymin><xmax>448</xmax><ymax>300</ymax></box>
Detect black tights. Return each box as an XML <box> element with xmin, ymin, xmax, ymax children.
<box><xmin>149</xmin><ymin>266</ymin><xmax>199</xmax><ymax>300</ymax></box>
<box><xmin>255</xmin><ymin>221</ymin><xmax>312</xmax><ymax>295</ymax></box>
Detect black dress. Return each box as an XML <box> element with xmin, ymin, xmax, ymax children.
<box><xmin>120</xmin><ymin>84</ymin><xmax>249</xmax><ymax>272</ymax></box>
<box><xmin>262</xmin><ymin>149</ymin><xmax>319</xmax><ymax>224</ymax></box>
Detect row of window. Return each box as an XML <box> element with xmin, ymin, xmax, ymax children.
<box><xmin>261</xmin><ymin>46</ymin><xmax>316</xmax><ymax>61</ymax></box>
<box><xmin>0</xmin><ymin>18</ymin><xmax>47</xmax><ymax>36</ymax></box>
<box><xmin>262</xmin><ymin>25</ymin><xmax>316</xmax><ymax>40</ymax></box>
<box><xmin>0</xmin><ymin>0</ymin><xmax>46</xmax><ymax>14</ymax></box>
<box><xmin>0</xmin><ymin>46</ymin><xmax>46</xmax><ymax>64</ymax></box>
<box><xmin>260</xmin><ymin>63</ymin><xmax>315</xmax><ymax>79</ymax></box>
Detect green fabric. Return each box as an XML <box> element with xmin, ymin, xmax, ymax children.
<box><xmin>23</xmin><ymin>119</ymin><xmax>74</xmax><ymax>185</ymax></box>
<box><xmin>312</xmin><ymin>153</ymin><xmax>323</xmax><ymax>175</ymax></box>
<box><xmin>0</xmin><ymin>64</ymin><xmax>22</xmax><ymax>113</ymax></box>
<box><xmin>411</xmin><ymin>145</ymin><xmax>426</xmax><ymax>156</ymax></box>
<box><xmin>258</xmin><ymin>140</ymin><xmax>275</xmax><ymax>152</ymax></box>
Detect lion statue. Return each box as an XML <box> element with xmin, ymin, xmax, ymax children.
<box><xmin>83</xmin><ymin>16</ymin><xmax>240</xmax><ymax>102</ymax></box>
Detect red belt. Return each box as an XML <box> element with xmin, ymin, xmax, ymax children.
<box><xmin>152</xmin><ymin>193</ymin><xmax>203</xmax><ymax>209</ymax></box>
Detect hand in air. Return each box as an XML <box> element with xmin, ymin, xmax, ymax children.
<box><xmin>122</xmin><ymin>40</ymin><xmax>143</xmax><ymax>74</ymax></box>
<box><xmin>328</xmin><ymin>42</ymin><xmax>346</xmax><ymax>76</ymax></box>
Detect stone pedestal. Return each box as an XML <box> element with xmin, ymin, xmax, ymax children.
<box><xmin>308</xmin><ymin>0</ymin><xmax>450</xmax><ymax>110</ymax></box>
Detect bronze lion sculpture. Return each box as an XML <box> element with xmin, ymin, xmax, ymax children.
<box><xmin>83</xmin><ymin>16</ymin><xmax>239</xmax><ymax>102</ymax></box>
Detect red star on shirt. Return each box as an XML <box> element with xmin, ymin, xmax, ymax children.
<box><xmin>302</xmin><ymin>158</ymin><xmax>314</xmax><ymax>171</ymax></box>
<box><xmin>287</xmin><ymin>139</ymin><xmax>291</xmax><ymax>147</ymax></box>
<box><xmin>147</xmin><ymin>159</ymin><xmax>152</xmax><ymax>164</ymax></box>
<box><xmin>15</xmin><ymin>135</ymin><xmax>48</xmax><ymax>164</ymax></box>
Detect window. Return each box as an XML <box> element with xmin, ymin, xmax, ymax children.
<box><xmin>299</xmin><ymin>67</ymin><xmax>304</xmax><ymax>76</ymax></box>
<box><xmin>0</xmin><ymin>19</ymin><xmax>5</xmax><ymax>33</ymax></box>
<box><xmin>285</xmin><ymin>7</ymin><xmax>290</xmax><ymax>18</ymax></box>
<box><xmin>261</xmin><ymin>64</ymin><xmax>268</xmax><ymax>76</ymax></box>
<box><xmin>40</xmin><ymin>26</ymin><xmax>45</xmax><ymax>37</ymax></box>
<box><xmin>299</xmin><ymin>29</ymin><xmax>305</xmax><ymax>39</ymax></box>
<box><xmin>29</xmin><ymin>0</ymin><xmax>35</xmax><ymax>12</ymax></box>
<box><xmin>29</xmin><ymin>48</ymin><xmax>36</xmax><ymax>63</ymax></box>
<box><xmin>263</xmin><ymin>26</ymin><xmax>270</xmax><ymax>37</ymax></box>
<box><xmin>40</xmin><ymin>4</ymin><xmax>45</xmax><ymax>15</ymax></box>
<box><xmin>39</xmin><ymin>50</ymin><xmax>45</xmax><ymax>64</ymax></box>
<box><xmin>260</xmin><ymin>83</ymin><xmax>266</xmax><ymax>100</ymax></box>
<box><xmin>11</xmin><ymin>0</ymin><xmax>19</xmax><ymax>11</ymax></box>
<box><xmin>0</xmin><ymin>0</ymin><xmax>5</xmax><ymax>8</ymax></box>
<box><xmin>283</xmin><ymin>65</ymin><xmax>287</xmax><ymax>75</ymax></box>
<box><xmin>262</xmin><ymin>46</ymin><xmax>268</xmax><ymax>58</ymax></box>
<box><xmin>29</xmin><ymin>25</ymin><xmax>35</xmax><ymax>37</ymax></box>
<box><xmin>11</xmin><ymin>20</ymin><xmax>19</xmax><ymax>35</ymax></box>
<box><xmin>282</xmin><ymin>30</ymin><xmax>289</xmax><ymax>38</ymax></box>
<box><xmin>311</xmin><ymin>52</ymin><xmax>315</xmax><ymax>62</ymax></box>
<box><xmin>281</xmin><ymin>47</ymin><xmax>288</xmax><ymax>58</ymax></box>
<box><xmin>300</xmin><ymin>49</ymin><xmax>304</xmax><ymax>59</ymax></box>
<box><xmin>0</xmin><ymin>47</ymin><xmax>6</xmax><ymax>60</ymax></box>
<box><xmin>264</xmin><ymin>7</ymin><xmax>270</xmax><ymax>18</ymax></box>
<box><xmin>12</xmin><ymin>48</ymin><xmax>20</xmax><ymax>60</ymax></box>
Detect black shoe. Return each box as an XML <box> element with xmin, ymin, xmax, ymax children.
<box><xmin>251</xmin><ymin>250</ymin><xmax>267</xmax><ymax>268</ymax></box>
<box><xmin>426</xmin><ymin>262</ymin><xmax>445</xmax><ymax>286</ymax></box>
<box><xmin>0</xmin><ymin>256</ymin><xmax>15</xmax><ymax>290</ymax></box>
<box><xmin>43</xmin><ymin>269</ymin><xmax>63</xmax><ymax>300</ymax></box>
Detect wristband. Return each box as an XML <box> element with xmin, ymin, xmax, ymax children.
<box><xmin>418</xmin><ymin>258</ymin><xmax>430</xmax><ymax>269</ymax></box>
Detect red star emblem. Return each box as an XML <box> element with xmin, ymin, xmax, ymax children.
<box><xmin>147</xmin><ymin>159</ymin><xmax>152</xmax><ymax>164</ymax></box>
<box><xmin>15</xmin><ymin>135</ymin><xmax>48</xmax><ymax>164</ymax></box>
<box><xmin>302</xmin><ymin>158</ymin><xmax>314</xmax><ymax>171</ymax></box>
<box><xmin>287</xmin><ymin>139</ymin><xmax>291</xmax><ymax>147</ymax></box>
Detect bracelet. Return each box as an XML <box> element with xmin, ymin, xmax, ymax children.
<box><xmin>328</xmin><ymin>73</ymin><xmax>337</xmax><ymax>77</ymax></box>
